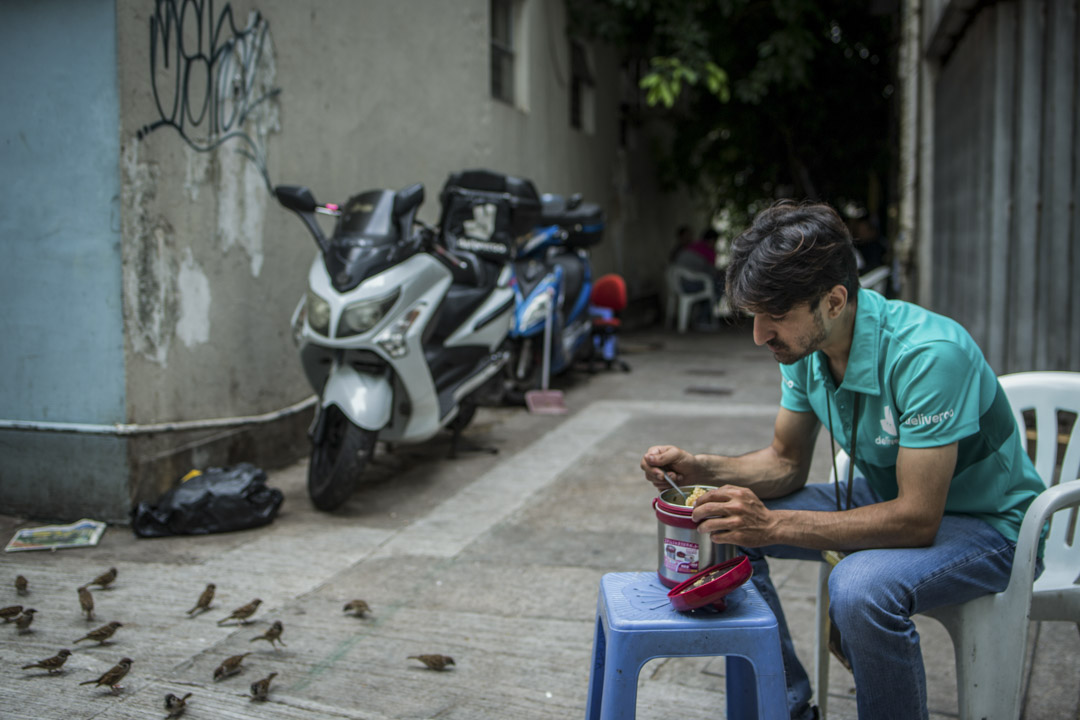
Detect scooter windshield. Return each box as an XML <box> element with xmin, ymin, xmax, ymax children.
<box><xmin>326</xmin><ymin>190</ymin><xmax>411</xmax><ymax>292</ymax></box>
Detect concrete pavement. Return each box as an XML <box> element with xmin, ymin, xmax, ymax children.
<box><xmin>1</xmin><ymin>322</ymin><xmax>1077</xmax><ymax>719</ymax></box>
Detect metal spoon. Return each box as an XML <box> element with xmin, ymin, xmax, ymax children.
<box><xmin>661</xmin><ymin>471</ymin><xmax>688</xmax><ymax>502</ymax></box>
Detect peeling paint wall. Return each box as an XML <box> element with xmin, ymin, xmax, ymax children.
<box><xmin>117</xmin><ymin>0</ymin><xmax>294</xmax><ymax>432</ymax></box>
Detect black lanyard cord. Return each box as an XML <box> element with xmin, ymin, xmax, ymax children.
<box><xmin>825</xmin><ymin>390</ymin><xmax>860</xmax><ymax>511</ymax></box>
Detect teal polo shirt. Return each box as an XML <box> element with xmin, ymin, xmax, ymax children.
<box><xmin>778</xmin><ymin>288</ymin><xmax>1043</xmax><ymax>545</ymax></box>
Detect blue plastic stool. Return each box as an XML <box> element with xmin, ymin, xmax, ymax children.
<box><xmin>585</xmin><ymin>571</ymin><xmax>787</xmax><ymax>720</ymax></box>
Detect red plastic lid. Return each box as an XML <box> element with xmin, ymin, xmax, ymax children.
<box><xmin>667</xmin><ymin>555</ymin><xmax>753</xmax><ymax>612</ymax></box>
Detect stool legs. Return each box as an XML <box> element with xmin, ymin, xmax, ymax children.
<box><xmin>585</xmin><ymin>617</ymin><xmax>606</xmax><ymax>720</ymax></box>
<box><xmin>588</xmin><ymin>642</ymin><xmax>786</xmax><ymax>719</ymax></box>
<box><xmin>586</xmin><ymin>616</ymin><xmax>646</xmax><ymax>720</ymax></box>
<box><xmin>728</xmin><ymin>654</ymin><xmax>784</xmax><ymax>720</ymax></box>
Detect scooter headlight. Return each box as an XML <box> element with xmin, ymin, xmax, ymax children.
<box><xmin>338</xmin><ymin>290</ymin><xmax>400</xmax><ymax>338</ymax></box>
<box><xmin>520</xmin><ymin>291</ymin><xmax>552</xmax><ymax>331</ymax></box>
<box><xmin>307</xmin><ymin>291</ymin><xmax>331</xmax><ymax>336</ymax></box>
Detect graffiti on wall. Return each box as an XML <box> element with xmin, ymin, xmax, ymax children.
<box><xmin>137</xmin><ymin>0</ymin><xmax>279</xmax><ymax>189</ymax></box>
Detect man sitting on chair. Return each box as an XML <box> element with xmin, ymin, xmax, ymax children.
<box><xmin>640</xmin><ymin>201</ymin><xmax>1044</xmax><ymax>720</ymax></box>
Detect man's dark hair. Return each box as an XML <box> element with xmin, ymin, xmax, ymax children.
<box><xmin>725</xmin><ymin>201</ymin><xmax>859</xmax><ymax>315</ymax></box>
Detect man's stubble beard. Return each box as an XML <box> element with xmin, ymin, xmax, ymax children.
<box><xmin>768</xmin><ymin>306</ymin><xmax>827</xmax><ymax>365</ymax></box>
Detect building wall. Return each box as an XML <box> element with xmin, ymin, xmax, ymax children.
<box><xmin>926</xmin><ymin>0</ymin><xmax>1079</xmax><ymax>374</ymax></box>
<box><xmin>2</xmin><ymin>0</ymin><xmax>689</xmax><ymax>521</ymax></box>
<box><xmin>0</xmin><ymin>0</ymin><xmax>131</xmax><ymax>519</ymax></box>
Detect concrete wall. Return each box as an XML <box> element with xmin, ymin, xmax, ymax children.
<box><xmin>1</xmin><ymin>0</ymin><xmax>689</xmax><ymax>521</ymax></box>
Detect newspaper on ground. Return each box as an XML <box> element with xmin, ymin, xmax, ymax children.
<box><xmin>5</xmin><ymin>518</ymin><xmax>107</xmax><ymax>552</ymax></box>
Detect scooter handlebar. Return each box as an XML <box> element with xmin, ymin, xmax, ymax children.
<box><xmin>431</xmin><ymin>241</ymin><xmax>469</xmax><ymax>271</ymax></box>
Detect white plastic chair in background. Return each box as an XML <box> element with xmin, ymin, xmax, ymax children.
<box><xmin>813</xmin><ymin>371</ymin><xmax>1080</xmax><ymax>720</ymax></box>
<box><xmin>858</xmin><ymin>265</ymin><xmax>890</xmax><ymax>294</ymax></box>
<box><xmin>665</xmin><ymin>265</ymin><xmax>717</xmax><ymax>333</ymax></box>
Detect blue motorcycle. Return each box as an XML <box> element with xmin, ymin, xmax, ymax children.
<box><xmin>506</xmin><ymin>200</ymin><xmax>601</xmax><ymax>395</ymax></box>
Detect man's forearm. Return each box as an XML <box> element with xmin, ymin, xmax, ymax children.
<box><xmin>767</xmin><ymin>500</ymin><xmax>941</xmax><ymax>551</ymax></box>
<box><xmin>694</xmin><ymin>445</ymin><xmax>808</xmax><ymax>499</ymax></box>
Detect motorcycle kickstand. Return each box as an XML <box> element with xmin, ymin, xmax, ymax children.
<box><xmin>367</xmin><ymin>442</ymin><xmax>397</xmax><ymax>466</ymax></box>
<box><xmin>448</xmin><ymin>426</ymin><xmax>499</xmax><ymax>460</ymax></box>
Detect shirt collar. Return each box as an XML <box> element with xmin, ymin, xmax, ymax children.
<box><xmin>810</xmin><ymin>288</ymin><xmax>882</xmax><ymax>396</ymax></box>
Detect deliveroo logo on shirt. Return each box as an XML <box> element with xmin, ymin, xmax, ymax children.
<box><xmin>876</xmin><ymin>406</ymin><xmax>900</xmax><ymax>446</ymax></box>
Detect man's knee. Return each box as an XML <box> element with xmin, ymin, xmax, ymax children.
<box><xmin>827</xmin><ymin>555</ymin><xmax>906</xmax><ymax>629</ymax></box>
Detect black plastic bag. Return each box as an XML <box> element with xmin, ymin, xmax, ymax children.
<box><xmin>132</xmin><ymin>463</ymin><xmax>284</xmax><ymax>538</ymax></box>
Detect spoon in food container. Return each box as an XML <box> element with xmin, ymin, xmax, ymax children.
<box><xmin>661</xmin><ymin>471</ymin><xmax>688</xmax><ymax>502</ymax></box>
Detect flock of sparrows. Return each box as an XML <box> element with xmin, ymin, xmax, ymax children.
<box><xmin>8</xmin><ymin>568</ymin><xmax>458</xmax><ymax>716</ymax></box>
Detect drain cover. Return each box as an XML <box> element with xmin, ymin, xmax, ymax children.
<box><xmin>685</xmin><ymin>386</ymin><xmax>733</xmax><ymax>396</ymax></box>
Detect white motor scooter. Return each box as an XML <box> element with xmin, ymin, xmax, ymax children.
<box><xmin>275</xmin><ymin>182</ymin><xmax>515</xmax><ymax>510</ymax></box>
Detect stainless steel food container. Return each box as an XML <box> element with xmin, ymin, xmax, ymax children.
<box><xmin>653</xmin><ymin>485</ymin><xmax>717</xmax><ymax>588</ymax></box>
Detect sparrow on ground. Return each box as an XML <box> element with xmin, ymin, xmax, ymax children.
<box><xmin>249</xmin><ymin>671</ymin><xmax>277</xmax><ymax>701</ymax></box>
<box><xmin>87</xmin><ymin>567</ymin><xmax>118</xmax><ymax>589</ymax></box>
<box><xmin>218</xmin><ymin>598</ymin><xmax>261</xmax><ymax>625</ymax></box>
<box><xmin>213</xmin><ymin>652</ymin><xmax>251</xmax><ymax>681</ymax></box>
<box><xmin>15</xmin><ymin>608</ymin><xmax>37</xmax><ymax>633</ymax></box>
<box><xmin>250</xmin><ymin>620</ymin><xmax>285</xmax><ymax>649</ymax></box>
<box><xmin>78</xmin><ymin>586</ymin><xmax>95</xmax><ymax>620</ymax></box>
<box><xmin>343</xmin><ymin>599</ymin><xmax>371</xmax><ymax>617</ymax></box>
<box><xmin>187</xmin><ymin>583</ymin><xmax>215</xmax><ymax>616</ymax></box>
<box><xmin>75</xmin><ymin>621</ymin><xmax>123</xmax><ymax>645</ymax></box>
<box><xmin>0</xmin><ymin>605</ymin><xmax>23</xmax><ymax>622</ymax></box>
<box><xmin>79</xmin><ymin>657</ymin><xmax>133</xmax><ymax>693</ymax></box>
<box><xmin>164</xmin><ymin>691</ymin><xmax>192</xmax><ymax>717</ymax></box>
<box><xmin>21</xmin><ymin>648</ymin><xmax>72</xmax><ymax>674</ymax></box>
<box><xmin>408</xmin><ymin>653</ymin><xmax>455</xmax><ymax>670</ymax></box>
<box><xmin>15</xmin><ymin>575</ymin><xmax>28</xmax><ymax>595</ymax></box>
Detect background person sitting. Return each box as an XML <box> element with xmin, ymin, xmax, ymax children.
<box><xmin>673</xmin><ymin>227</ymin><xmax>726</xmax><ymax>298</ymax></box>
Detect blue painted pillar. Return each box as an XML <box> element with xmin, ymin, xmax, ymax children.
<box><xmin>0</xmin><ymin>0</ymin><xmax>130</xmax><ymax>520</ymax></box>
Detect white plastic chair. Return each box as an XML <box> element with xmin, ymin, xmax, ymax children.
<box><xmin>665</xmin><ymin>265</ymin><xmax>717</xmax><ymax>333</ymax></box>
<box><xmin>858</xmin><ymin>265</ymin><xmax>890</xmax><ymax>294</ymax></box>
<box><xmin>813</xmin><ymin>371</ymin><xmax>1080</xmax><ymax>719</ymax></box>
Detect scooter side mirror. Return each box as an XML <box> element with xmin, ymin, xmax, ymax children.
<box><xmin>275</xmin><ymin>185</ymin><xmax>318</xmax><ymax>213</ymax></box>
<box><xmin>275</xmin><ymin>185</ymin><xmax>330</xmax><ymax>254</ymax></box>
<box><xmin>393</xmin><ymin>183</ymin><xmax>425</xmax><ymax>218</ymax></box>
<box><xmin>394</xmin><ymin>183</ymin><xmax>425</xmax><ymax>248</ymax></box>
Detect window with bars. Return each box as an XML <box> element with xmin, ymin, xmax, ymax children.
<box><xmin>491</xmin><ymin>0</ymin><xmax>515</xmax><ymax>104</ymax></box>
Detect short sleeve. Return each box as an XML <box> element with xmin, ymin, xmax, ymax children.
<box><xmin>779</xmin><ymin>360</ymin><xmax>812</xmax><ymax>413</ymax></box>
<box><xmin>892</xmin><ymin>342</ymin><xmax>981</xmax><ymax>447</ymax></box>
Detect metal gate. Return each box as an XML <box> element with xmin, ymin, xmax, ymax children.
<box><xmin>930</xmin><ymin>0</ymin><xmax>1079</xmax><ymax>374</ymax></box>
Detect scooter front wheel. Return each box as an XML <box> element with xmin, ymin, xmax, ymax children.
<box><xmin>307</xmin><ymin>405</ymin><xmax>377</xmax><ymax>511</ymax></box>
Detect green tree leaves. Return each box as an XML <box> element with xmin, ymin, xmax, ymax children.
<box><xmin>568</xmin><ymin>0</ymin><xmax>896</xmax><ymax>221</ymax></box>
<box><xmin>640</xmin><ymin>57</ymin><xmax>730</xmax><ymax>107</ymax></box>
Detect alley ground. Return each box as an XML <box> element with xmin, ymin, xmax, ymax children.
<box><xmin>1</xmin><ymin>322</ymin><xmax>1077</xmax><ymax>719</ymax></box>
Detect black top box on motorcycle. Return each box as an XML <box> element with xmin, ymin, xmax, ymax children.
<box><xmin>540</xmin><ymin>193</ymin><xmax>605</xmax><ymax>248</ymax></box>
<box><xmin>439</xmin><ymin>169</ymin><xmax>542</xmax><ymax>261</ymax></box>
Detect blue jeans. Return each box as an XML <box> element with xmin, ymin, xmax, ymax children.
<box><xmin>740</xmin><ymin>479</ymin><xmax>1020</xmax><ymax>720</ymax></box>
